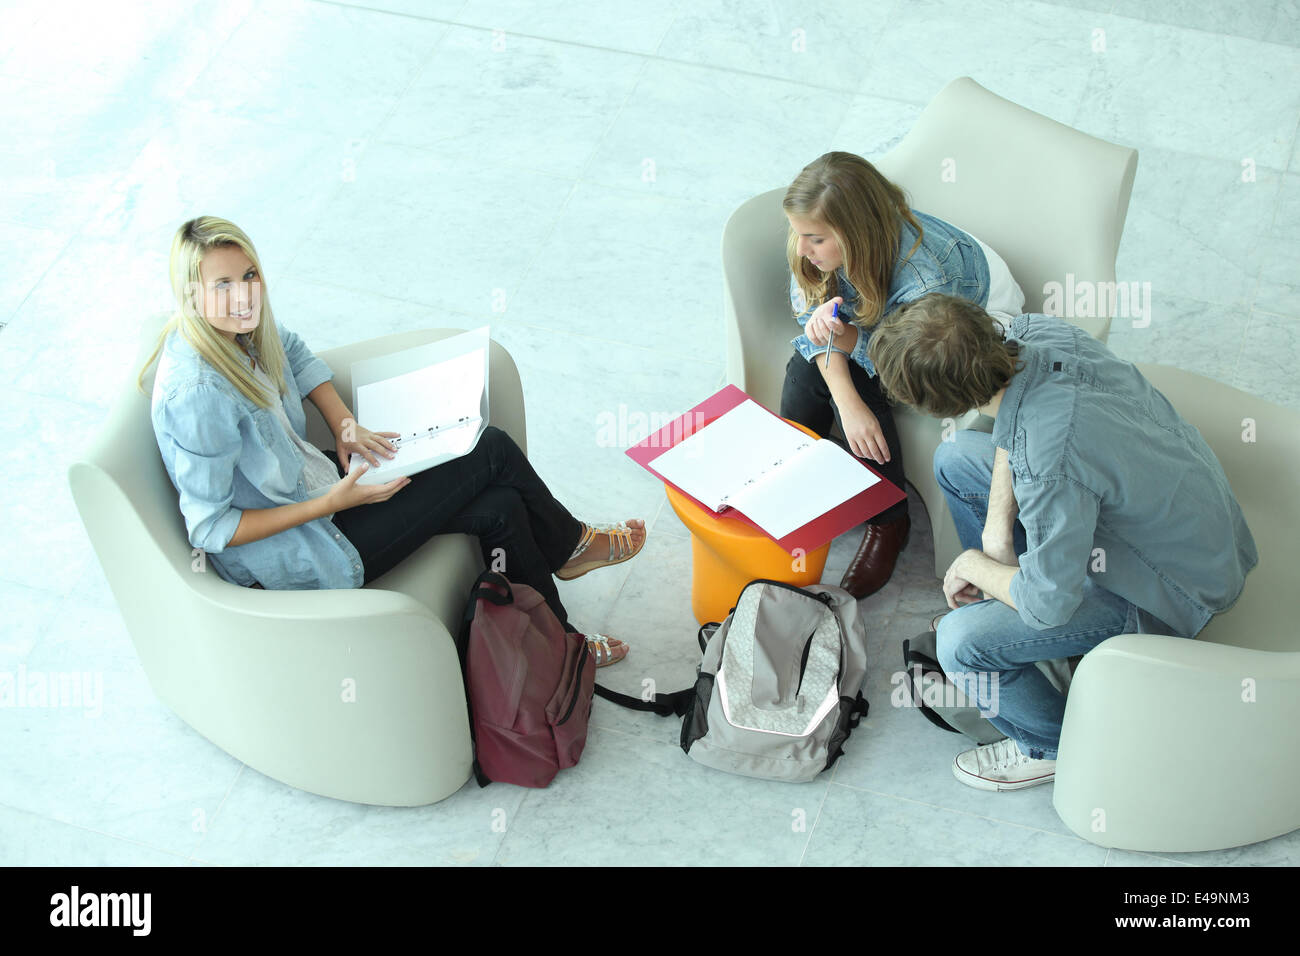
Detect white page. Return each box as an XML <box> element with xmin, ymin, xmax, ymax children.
<box><xmin>351</xmin><ymin>417</ymin><xmax>482</xmax><ymax>484</ymax></box>
<box><xmin>728</xmin><ymin>439</ymin><xmax>880</xmax><ymax>540</ymax></box>
<box><xmin>649</xmin><ymin>400</ymin><xmax>815</xmax><ymax>511</ymax></box>
<box><xmin>355</xmin><ymin>347</ymin><xmax>485</xmax><ymax>439</ymax></box>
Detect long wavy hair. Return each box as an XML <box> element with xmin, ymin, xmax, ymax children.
<box><xmin>137</xmin><ymin>216</ymin><xmax>289</xmax><ymax>406</ymax></box>
<box><xmin>784</xmin><ymin>151</ymin><xmax>924</xmax><ymax>330</ymax></box>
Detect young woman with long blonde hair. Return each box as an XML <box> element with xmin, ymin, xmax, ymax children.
<box><xmin>140</xmin><ymin>216</ymin><xmax>644</xmax><ymax>665</ymax></box>
<box><xmin>781</xmin><ymin>151</ymin><xmax>1024</xmax><ymax>598</ymax></box>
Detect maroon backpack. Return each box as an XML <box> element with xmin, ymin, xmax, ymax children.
<box><xmin>456</xmin><ymin>571</ymin><xmax>595</xmax><ymax>787</ymax></box>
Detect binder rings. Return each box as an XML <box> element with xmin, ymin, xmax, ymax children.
<box><xmin>626</xmin><ymin>385</ymin><xmax>906</xmax><ymax>555</ymax></box>
<box><xmin>345</xmin><ymin>327</ymin><xmax>490</xmax><ymax>485</ymax></box>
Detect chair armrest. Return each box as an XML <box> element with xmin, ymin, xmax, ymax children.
<box><xmin>1054</xmin><ymin>633</ymin><xmax>1300</xmax><ymax>851</ymax></box>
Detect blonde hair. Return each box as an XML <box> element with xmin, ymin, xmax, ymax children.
<box><xmin>137</xmin><ymin>216</ymin><xmax>289</xmax><ymax>406</ymax></box>
<box><xmin>784</xmin><ymin>151</ymin><xmax>924</xmax><ymax>330</ymax></box>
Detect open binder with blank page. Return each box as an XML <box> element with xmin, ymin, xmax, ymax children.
<box><xmin>346</xmin><ymin>326</ymin><xmax>490</xmax><ymax>485</ymax></box>
<box><xmin>626</xmin><ymin>385</ymin><xmax>907</xmax><ymax>554</ymax></box>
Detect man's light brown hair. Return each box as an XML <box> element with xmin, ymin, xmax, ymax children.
<box><xmin>867</xmin><ymin>293</ymin><xmax>1023</xmax><ymax>418</ymax></box>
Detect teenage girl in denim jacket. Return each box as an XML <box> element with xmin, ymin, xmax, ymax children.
<box><xmin>780</xmin><ymin>151</ymin><xmax>1024</xmax><ymax>598</ymax></box>
<box><xmin>140</xmin><ymin>217</ymin><xmax>642</xmax><ymax>666</ymax></box>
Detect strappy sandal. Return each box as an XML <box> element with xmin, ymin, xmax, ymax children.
<box><xmin>583</xmin><ymin>634</ymin><xmax>629</xmax><ymax>668</ymax></box>
<box><xmin>556</xmin><ymin>520</ymin><xmax>646</xmax><ymax>581</ymax></box>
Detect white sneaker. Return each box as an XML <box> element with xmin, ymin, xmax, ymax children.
<box><xmin>953</xmin><ymin>737</ymin><xmax>1056</xmax><ymax>791</ymax></box>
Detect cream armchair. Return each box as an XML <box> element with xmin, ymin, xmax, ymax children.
<box><xmin>1053</xmin><ymin>367</ymin><xmax>1300</xmax><ymax>851</ymax></box>
<box><xmin>721</xmin><ymin>76</ymin><xmax>1138</xmax><ymax>575</ymax></box>
<box><xmin>68</xmin><ymin>321</ymin><xmax>527</xmax><ymax>807</ymax></box>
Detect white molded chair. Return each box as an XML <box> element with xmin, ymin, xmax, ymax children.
<box><xmin>1053</xmin><ymin>367</ymin><xmax>1300</xmax><ymax>851</ymax></box>
<box><xmin>68</xmin><ymin>319</ymin><xmax>528</xmax><ymax>807</ymax></box>
<box><xmin>722</xmin><ymin>76</ymin><xmax>1139</xmax><ymax>575</ymax></box>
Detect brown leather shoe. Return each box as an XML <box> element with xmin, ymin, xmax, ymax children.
<box><xmin>840</xmin><ymin>514</ymin><xmax>910</xmax><ymax>599</ymax></box>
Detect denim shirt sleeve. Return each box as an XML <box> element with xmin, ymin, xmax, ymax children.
<box><xmin>278</xmin><ymin>325</ymin><xmax>333</xmax><ymax>398</ymax></box>
<box><xmin>1009</xmin><ymin>476</ymin><xmax>1101</xmax><ymax>630</ymax></box>
<box><xmin>789</xmin><ymin>272</ymin><xmax>876</xmax><ymax>373</ymax></box>
<box><xmin>155</xmin><ymin>382</ymin><xmax>245</xmax><ymax>554</ymax></box>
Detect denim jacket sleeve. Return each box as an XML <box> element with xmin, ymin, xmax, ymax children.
<box><xmin>789</xmin><ymin>272</ymin><xmax>876</xmax><ymax>372</ymax></box>
<box><xmin>1009</xmin><ymin>476</ymin><xmax>1101</xmax><ymax>630</ymax></box>
<box><xmin>155</xmin><ymin>382</ymin><xmax>245</xmax><ymax>554</ymax></box>
<box><xmin>278</xmin><ymin>325</ymin><xmax>333</xmax><ymax>398</ymax></box>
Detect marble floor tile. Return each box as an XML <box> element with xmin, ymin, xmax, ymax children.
<box><xmin>502</xmin><ymin>181</ymin><xmax>732</xmax><ymax>362</ymax></box>
<box><xmin>1231</xmin><ymin>309</ymin><xmax>1300</xmax><ymax>410</ymax></box>
<box><xmin>858</xmin><ymin>0</ymin><xmax>1102</xmax><ymax>119</ymax></box>
<box><xmin>489</xmin><ymin>323</ymin><xmax>724</xmax><ymax>520</ymax></box>
<box><xmin>495</xmin><ymin>725</ymin><xmax>827</xmax><ymax>865</ymax></box>
<box><xmin>1251</xmin><ymin>242</ymin><xmax>1300</xmax><ymax>321</ymax></box>
<box><xmin>0</xmin><ymin>596</ymin><xmax>244</xmax><ymax>858</ymax></box>
<box><xmin>656</xmin><ymin>0</ymin><xmax>890</xmax><ymax>87</ymax></box>
<box><xmin>6</xmin><ymin>236</ymin><xmax>172</xmax><ymax>409</ymax></box>
<box><xmin>0</xmin><ymin>803</ymin><xmax>190</xmax><ymax>866</ymax></box>
<box><xmin>1130</xmin><ymin>825</ymin><xmax>1300</xmax><ymax>866</ymax></box>
<box><xmin>1102</xmin><ymin>293</ymin><xmax>1248</xmax><ymax>386</ymax></box>
<box><xmin>182</xmin><ymin>0</ymin><xmax>448</xmax><ymax>140</ymax></box>
<box><xmin>0</xmin><ymin>76</ymin><xmax>171</xmax><ymax>233</ymax></box>
<box><xmin>1112</xmin><ymin>0</ymin><xmax>1300</xmax><ymax>48</ymax></box>
<box><xmin>1033</xmin><ymin>0</ymin><xmax>1116</xmax><ymax>10</ymax></box>
<box><xmin>379</xmin><ymin>25</ymin><xmax>645</xmax><ymax>180</ymax></box>
<box><xmin>82</xmin><ymin>106</ymin><xmax>360</xmax><ymax>278</ymax></box>
<box><xmin>192</xmin><ymin>764</ymin><xmax>523</xmax><ymax>866</ymax></box>
<box><xmin>803</xmin><ymin>783</ymin><xmax>1109</xmax><ymax>865</ymax></box>
<box><xmin>268</xmin><ymin>277</ymin><xmax>478</xmax><ymax>353</ymax></box>
<box><xmin>1114</xmin><ymin>146</ymin><xmax>1281</xmax><ymax>310</ymax></box>
<box><xmin>0</xmin><ymin>224</ymin><xmax>69</xmax><ymax>328</ymax></box>
<box><xmin>587</xmin><ymin>530</ymin><xmax>704</xmax><ymax>748</ymax></box>
<box><xmin>584</xmin><ymin>59</ymin><xmax>848</xmax><ymax>208</ymax></box>
<box><xmin>830</xmin><ymin>95</ymin><xmax>926</xmax><ymax>162</ymax></box>
<box><xmin>283</xmin><ymin>144</ymin><xmax>574</xmax><ymax>312</ymax></box>
<box><xmin>831</xmin><ymin>651</ymin><xmax>1085</xmax><ymax>839</ymax></box>
<box><xmin>454</xmin><ymin>0</ymin><xmax>683</xmax><ymax>56</ymax></box>
<box><xmin>333</xmin><ymin>0</ymin><xmax>468</xmax><ymax>19</ymax></box>
<box><xmin>1271</xmin><ymin>172</ymin><xmax>1300</xmax><ymax>241</ymax></box>
<box><xmin>0</xmin><ymin>0</ymin><xmax>252</xmax><ymax>103</ymax></box>
<box><xmin>1074</xmin><ymin>14</ymin><xmax>1300</xmax><ymax>169</ymax></box>
<box><xmin>1104</xmin><ymin>847</ymin><xmax>1194</xmax><ymax>866</ymax></box>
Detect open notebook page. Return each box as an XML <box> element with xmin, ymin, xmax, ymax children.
<box><xmin>355</xmin><ymin>347</ymin><xmax>485</xmax><ymax>439</ymax></box>
<box><xmin>727</xmin><ymin>439</ymin><xmax>881</xmax><ymax>540</ymax></box>
<box><xmin>649</xmin><ymin>399</ymin><xmax>815</xmax><ymax>511</ymax></box>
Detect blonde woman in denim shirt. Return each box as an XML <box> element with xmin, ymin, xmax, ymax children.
<box><xmin>139</xmin><ymin>217</ymin><xmax>643</xmax><ymax>666</ymax></box>
<box><xmin>781</xmin><ymin>151</ymin><xmax>1025</xmax><ymax>599</ymax></box>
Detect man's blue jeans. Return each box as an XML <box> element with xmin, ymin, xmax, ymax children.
<box><xmin>933</xmin><ymin>430</ymin><xmax>1144</xmax><ymax>760</ymax></box>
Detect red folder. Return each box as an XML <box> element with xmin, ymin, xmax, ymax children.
<box><xmin>625</xmin><ymin>385</ymin><xmax>906</xmax><ymax>555</ymax></box>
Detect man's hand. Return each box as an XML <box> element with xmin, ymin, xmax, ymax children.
<box><xmin>943</xmin><ymin>551</ymin><xmax>984</xmax><ymax>609</ymax></box>
<box><xmin>942</xmin><ymin>548</ymin><xmax>1020</xmax><ymax>612</ymax></box>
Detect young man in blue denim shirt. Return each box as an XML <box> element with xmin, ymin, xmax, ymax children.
<box><xmin>867</xmin><ymin>294</ymin><xmax>1257</xmax><ymax>791</ymax></box>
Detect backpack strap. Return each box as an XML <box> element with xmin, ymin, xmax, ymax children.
<box><xmin>457</xmin><ymin>570</ymin><xmax>520</xmax><ymax>788</ymax></box>
<box><xmin>697</xmin><ymin>621</ymin><xmax>720</xmax><ymax>653</ymax></box>
<box><xmin>593</xmin><ymin>682</ymin><xmax>695</xmax><ymax>718</ymax></box>
<box><xmin>846</xmin><ymin>691</ymin><xmax>870</xmax><ymax>729</ymax></box>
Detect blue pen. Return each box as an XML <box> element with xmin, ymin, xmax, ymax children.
<box><xmin>822</xmin><ymin>301</ymin><xmax>839</xmax><ymax>369</ymax></box>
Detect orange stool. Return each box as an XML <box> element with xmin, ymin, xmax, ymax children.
<box><xmin>664</xmin><ymin>421</ymin><xmax>831</xmax><ymax>625</ymax></box>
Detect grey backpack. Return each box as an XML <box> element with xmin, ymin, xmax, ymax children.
<box><xmin>595</xmin><ymin>579</ymin><xmax>870</xmax><ymax>782</ymax></box>
<box><xmin>680</xmin><ymin>580</ymin><xmax>870</xmax><ymax>782</ymax></box>
<box><xmin>900</xmin><ymin>629</ymin><xmax>1077</xmax><ymax>745</ymax></box>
